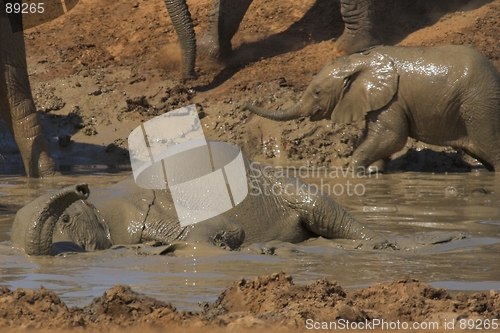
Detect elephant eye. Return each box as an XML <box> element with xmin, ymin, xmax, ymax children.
<box><xmin>314</xmin><ymin>87</ymin><xmax>321</xmax><ymax>96</ymax></box>
<box><xmin>61</xmin><ymin>214</ymin><xmax>70</xmax><ymax>223</ymax></box>
<box><xmin>343</xmin><ymin>76</ymin><xmax>352</xmax><ymax>88</ymax></box>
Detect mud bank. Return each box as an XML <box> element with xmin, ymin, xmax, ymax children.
<box><xmin>1</xmin><ymin>273</ymin><xmax>499</xmax><ymax>332</ymax></box>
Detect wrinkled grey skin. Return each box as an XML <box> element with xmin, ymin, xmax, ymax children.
<box><xmin>163</xmin><ymin>0</ymin><xmax>197</xmax><ymax>80</ymax></box>
<box><xmin>164</xmin><ymin>0</ymin><xmax>375</xmax><ymax>80</ymax></box>
<box><xmin>0</xmin><ymin>8</ymin><xmax>58</xmax><ymax>177</ymax></box>
<box><xmin>11</xmin><ymin>142</ymin><xmax>386</xmax><ymax>256</ymax></box>
<box><xmin>245</xmin><ymin>45</ymin><xmax>500</xmax><ymax>172</ymax></box>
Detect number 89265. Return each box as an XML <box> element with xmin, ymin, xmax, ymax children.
<box><xmin>5</xmin><ymin>2</ymin><xmax>44</xmax><ymax>14</ymax></box>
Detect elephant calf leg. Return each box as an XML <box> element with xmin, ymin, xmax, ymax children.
<box><xmin>351</xmin><ymin>114</ymin><xmax>408</xmax><ymax>172</ymax></box>
<box><xmin>460</xmin><ymin>143</ymin><xmax>499</xmax><ymax>171</ymax></box>
<box><xmin>351</xmin><ymin>135</ymin><xmax>405</xmax><ymax>172</ymax></box>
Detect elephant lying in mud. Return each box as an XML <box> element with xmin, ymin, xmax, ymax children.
<box><xmin>0</xmin><ymin>6</ymin><xmax>58</xmax><ymax>177</ymax></box>
<box><xmin>246</xmin><ymin>45</ymin><xmax>500</xmax><ymax>172</ymax></box>
<box><xmin>11</xmin><ymin>141</ymin><xmax>387</xmax><ymax>256</ymax></box>
<box><xmin>163</xmin><ymin>0</ymin><xmax>375</xmax><ymax>80</ymax></box>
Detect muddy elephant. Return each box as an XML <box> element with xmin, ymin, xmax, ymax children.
<box><xmin>0</xmin><ymin>7</ymin><xmax>58</xmax><ymax>177</ymax></box>
<box><xmin>11</xmin><ymin>141</ymin><xmax>386</xmax><ymax>256</ymax></box>
<box><xmin>245</xmin><ymin>45</ymin><xmax>500</xmax><ymax>172</ymax></box>
<box><xmin>163</xmin><ymin>0</ymin><xmax>375</xmax><ymax>80</ymax></box>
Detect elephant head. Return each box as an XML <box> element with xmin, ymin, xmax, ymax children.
<box><xmin>11</xmin><ymin>184</ymin><xmax>111</xmax><ymax>256</ymax></box>
<box><xmin>245</xmin><ymin>51</ymin><xmax>399</xmax><ymax>123</ymax></box>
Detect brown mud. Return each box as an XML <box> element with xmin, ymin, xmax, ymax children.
<box><xmin>1</xmin><ymin>0</ymin><xmax>500</xmax><ymax>172</ymax></box>
<box><xmin>1</xmin><ymin>272</ymin><xmax>499</xmax><ymax>332</ymax></box>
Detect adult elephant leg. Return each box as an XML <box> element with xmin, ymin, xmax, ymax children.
<box><xmin>198</xmin><ymin>0</ymin><xmax>254</xmax><ymax>60</ymax></box>
<box><xmin>0</xmin><ymin>18</ymin><xmax>58</xmax><ymax>177</ymax></box>
<box><xmin>163</xmin><ymin>0</ymin><xmax>197</xmax><ymax>80</ymax></box>
<box><xmin>337</xmin><ymin>0</ymin><xmax>378</xmax><ymax>54</ymax></box>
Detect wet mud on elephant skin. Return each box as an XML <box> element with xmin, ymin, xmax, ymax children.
<box><xmin>193</xmin><ymin>0</ymin><xmax>492</xmax><ymax>90</ymax></box>
<box><xmin>11</xmin><ymin>141</ymin><xmax>391</xmax><ymax>256</ymax></box>
<box><xmin>246</xmin><ymin>45</ymin><xmax>500</xmax><ymax>172</ymax></box>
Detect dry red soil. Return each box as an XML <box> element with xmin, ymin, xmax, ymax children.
<box><xmin>1</xmin><ymin>273</ymin><xmax>499</xmax><ymax>332</ymax></box>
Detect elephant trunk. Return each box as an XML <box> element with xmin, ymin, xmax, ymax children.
<box><xmin>163</xmin><ymin>0</ymin><xmax>197</xmax><ymax>80</ymax></box>
<box><xmin>11</xmin><ymin>184</ymin><xmax>90</xmax><ymax>256</ymax></box>
<box><xmin>244</xmin><ymin>101</ymin><xmax>304</xmax><ymax>121</ymax></box>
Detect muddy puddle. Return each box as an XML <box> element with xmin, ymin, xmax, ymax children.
<box><xmin>1</xmin><ymin>168</ymin><xmax>499</xmax><ymax>311</ymax></box>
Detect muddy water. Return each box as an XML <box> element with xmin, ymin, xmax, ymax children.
<box><xmin>1</xmin><ymin>168</ymin><xmax>500</xmax><ymax>310</ymax></box>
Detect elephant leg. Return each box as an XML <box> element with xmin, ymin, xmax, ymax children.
<box><xmin>163</xmin><ymin>0</ymin><xmax>197</xmax><ymax>80</ymax></box>
<box><xmin>198</xmin><ymin>0</ymin><xmax>254</xmax><ymax>61</ymax></box>
<box><xmin>351</xmin><ymin>110</ymin><xmax>408</xmax><ymax>172</ymax></box>
<box><xmin>459</xmin><ymin>145</ymin><xmax>496</xmax><ymax>171</ymax></box>
<box><xmin>367</xmin><ymin>158</ymin><xmax>389</xmax><ymax>174</ymax></box>
<box><xmin>185</xmin><ymin>216</ymin><xmax>245</xmax><ymax>250</ymax></box>
<box><xmin>459</xmin><ymin>133</ymin><xmax>500</xmax><ymax>172</ymax></box>
<box><xmin>0</xmin><ymin>19</ymin><xmax>58</xmax><ymax>177</ymax></box>
<box><xmin>272</xmin><ymin>173</ymin><xmax>387</xmax><ymax>244</ymax></box>
<box><xmin>336</xmin><ymin>0</ymin><xmax>378</xmax><ymax>54</ymax></box>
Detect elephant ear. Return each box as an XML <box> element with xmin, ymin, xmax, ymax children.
<box><xmin>331</xmin><ymin>51</ymin><xmax>399</xmax><ymax>124</ymax></box>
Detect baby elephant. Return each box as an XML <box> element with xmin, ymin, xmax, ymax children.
<box><xmin>11</xmin><ymin>141</ymin><xmax>386</xmax><ymax>256</ymax></box>
<box><xmin>246</xmin><ymin>45</ymin><xmax>500</xmax><ymax>171</ymax></box>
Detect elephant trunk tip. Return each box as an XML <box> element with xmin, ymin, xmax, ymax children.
<box><xmin>75</xmin><ymin>183</ymin><xmax>90</xmax><ymax>200</ymax></box>
<box><xmin>243</xmin><ymin>102</ymin><xmax>255</xmax><ymax>112</ymax></box>
<box><xmin>243</xmin><ymin>102</ymin><xmax>272</xmax><ymax>115</ymax></box>
<box><xmin>243</xmin><ymin>101</ymin><xmax>303</xmax><ymax>121</ymax></box>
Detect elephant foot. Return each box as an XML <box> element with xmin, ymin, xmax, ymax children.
<box><xmin>335</xmin><ymin>30</ymin><xmax>378</xmax><ymax>55</ymax></box>
<box><xmin>181</xmin><ymin>71</ymin><xmax>198</xmax><ymax>83</ymax></box>
<box><xmin>211</xmin><ymin>229</ymin><xmax>244</xmax><ymax>250</ymax></box>
<box><xmin>350</xmin><ymin>162</ymin><xmax>386</xmax><ymax>176</ymax></box>
<box><xmin>37</xmin><ymin>151</ymin><xmax>60</xmax><ymax>178</ymax></box>
<box><xmin>185</xmin><ymin>216</ymin><xmax>245</xmax><ymax>250</ymax></box>
<box><xmin>197</xmin><ymin>32</ymin><xmax>232</xmax><ymax>62</ymax></box>
<box><xmin>367</xmin><ymin>158</ymin><xmax>387</xmax><ymax>174</ymax></box>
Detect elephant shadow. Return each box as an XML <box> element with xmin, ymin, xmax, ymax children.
<box><xmin>196</xmin><ymin>0</ymin><xmax>493</xmax><ymax>90</ymax></box>
<box><xmin>0</xmin><ymin>114</ymin><xmax>130</xmax><ymax>176</ymax></box>
<box><xmin>387</xmin><ymin>148</ymin><xmax>476</xmax><ymax>173</ymax></box>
